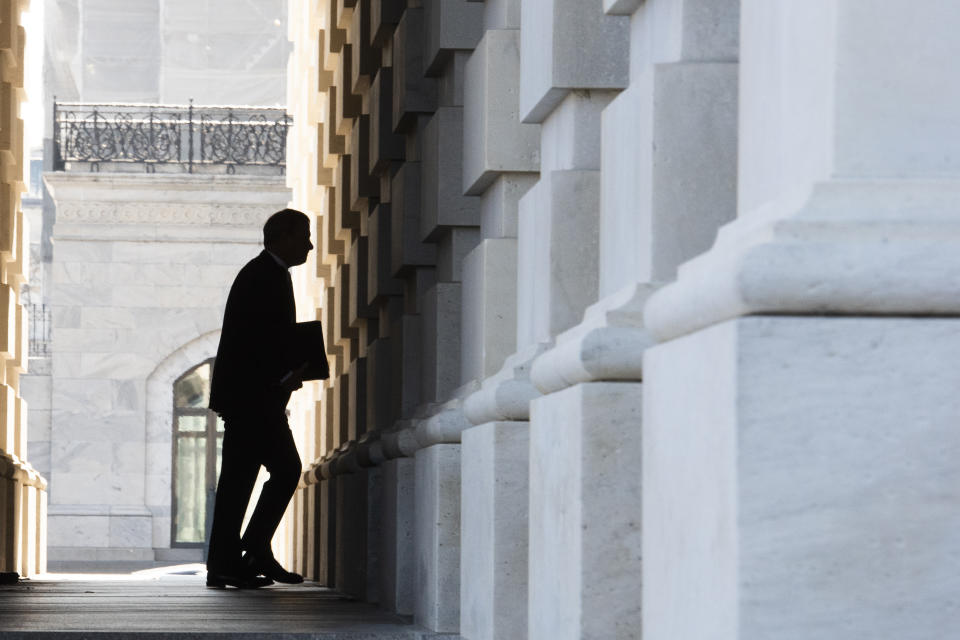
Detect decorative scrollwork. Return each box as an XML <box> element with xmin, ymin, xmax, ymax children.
<box><xmin>53</xmin><ymin>102</ymin><xmax>291</xmax><ymax>174</ymax></box>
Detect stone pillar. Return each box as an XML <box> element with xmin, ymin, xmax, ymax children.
<box><xmin>460</xmin><ymin>420</ymin><xmax>529</xmax><ymax>640</ymax></box>
<box><xmin>0</xmin><ymin>0</ymin><xmax>47</xmax><ymax>578</ymax></box>
<box><xmin>643</xmin><ymin>2</ymin><xmax>960</xmax><ymax>638</ymax></box>
<box><xmin>523</xmin><ymin>0</ymin><xmax>741</xmax><ymax>637</ymax></box>
<box><xmin>529</xmin><ymin>383</ymin><xmax>643</xmax><ymax>640</ymax></box>
<box><xmin>514</xmin><ymin>2</ymin><xmax>633</xmax><ymax>638</ymax></box>
<box><xmin>414</xmin><ymin>441</ymin><xmax>462</xmax><ymax>633</ymax></box>
<box><xmin>316</xmin><ymin>469</ymin><xmax>337</xmax><ymax>587</ymax></box>
<box><xmin>600</xmin><ymin>0</ymin><xmax>739</xmax><ymax>296</ymax></box>
<box><xmin>459</xmin><ymin>3</ymin><xmax>539</xmax><ymax>638</ymax></box>
<box><xmin>378</xmin><ymin>455</ymin><xmax>416</xmax><ymax>615</ymax></box>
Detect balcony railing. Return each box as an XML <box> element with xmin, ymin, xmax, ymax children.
<box><xmin>52</xmin><ymin>101</ymin><xmax>291</xmax><ymax>175</ymax></box>
<box><xmin>28</xmin><ymin>303</ymin><xmax>51</xmax><ymax>358</ymax></box>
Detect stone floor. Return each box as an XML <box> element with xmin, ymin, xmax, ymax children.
<box><xmin>0</xmin><ymin>565</ymin><xmax>439</xmax><ymax>639</ymax></box>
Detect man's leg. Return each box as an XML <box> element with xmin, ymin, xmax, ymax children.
<box><xmin>239</xmin><ymin>423</ymin><xmax>302</xmax><ymax>581</ymax></box>
<box><xmin>207</xmin><ymin>422</ymin><xmax>262</xmax><ymax>575</ymax></box>
<box><xmin>240</xmin><ymin>423</ymin><xmax>301</xmax><ymax>553</ymax></box>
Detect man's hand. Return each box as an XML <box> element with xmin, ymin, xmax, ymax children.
<box><xmin>278</xmin><ymin>362</ymin><xmax>310</xmax><ymax>393</ymax></box>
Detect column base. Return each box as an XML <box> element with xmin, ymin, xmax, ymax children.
<box><xmin>415</xmin><ymin>444</ymin><xmax>462</xmax><ymax>633</ymax></box>
<box><xmin>529</xmin><ymin>382</ymin><xmax>643</xmax><ymax>640</ymax></box>
<box><xmin>643</xmin><ymin>316</ymin><xmax>960</xmax><ymax>639</ymax></box>
<box><xmin>380</xmin><ymin>457</ymin><xmax>416</xmax><ymax>615</ymax></box>
<box><xmin>460</xmin><ymin>421</ymin><xmax>530</xmax><ymax>640</ymax></box>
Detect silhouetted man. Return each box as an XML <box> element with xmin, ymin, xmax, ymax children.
<box><xmin>206</xmin><ymin>208</ymin><xmax>313</xmax><ymax>589</ymax></box>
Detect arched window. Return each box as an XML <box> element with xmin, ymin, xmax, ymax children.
<box><xmin>171</xmin><ymin>359</ymin><xmax>224</xmax><ymax>547</ymax></box>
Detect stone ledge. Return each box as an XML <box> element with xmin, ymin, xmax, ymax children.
<box><xmin>645</xmin><ymin>179</ymin><xmax>960</xmax><ymax>341</ymax></box>
<box><xmin>47</xmin><ymin>545</ymin><xmax>155</xmax><ymax>563</ymax></box>
<box><xmin>530</xmin><ymin>282</ymin><xmax>656</xmax><ymax>394</ymax></box>
<box><xmin>463</xmin><ymin>342</ymin><xmax>547</xmax><ymax>425</ymax></box>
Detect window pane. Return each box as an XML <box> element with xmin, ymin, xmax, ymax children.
<box><xmin>174</xmin><ymin>362</ymin><xmax>211</xmax><ymax>408</ymax></box>
<box><xmin>216</xmin><ymin>415</ymin><xmax>225</xmax><ymax>433</ymax></box>
<box><xmin>177</xmin><ymin>414</ymin><xmax>206</xmax><ymax>433</ymax></box>
<box><xmin>174</xmin><ymin>435</ymin><xmax>207</xmax><ymax>544</ymax></box>
<box><xmin>216</xmin><ymin>432</ymin><xmax>224</xmax><ymax>479</ymax></box>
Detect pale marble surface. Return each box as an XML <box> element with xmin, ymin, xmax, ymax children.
<box><xmin>519</xmin><ymin>0</ymin><xmax>629</xmax><ymax>122</ymax></box>
<box><xmin>414</xmin><ymin>444</ymin><xmax>462</xmax><ymax>633</ymax></box>
<box><xmin>479</xmin><ymin>174</ymin><xmax>536</xmax><ymax>240</ymax></box>
<box><xmin>644</xmin><ymin>316</ymin><xmax>960</xmax><ymax>640</ymax></box>
<box><xmin>647</xmin><ymin>1</ymin><xmax>960</xmax><ymax>340</ymax></box>
<box><xmin>48</xmin><ymin>515</ymin><xmax>110</xmax><ymax>548</ymax></box>
<box><xmin>420</xmin><ymin>283</ymin><xmax>464</xmax><ymax>404</ymax></box>
<box><xmin>460</xmin><ymin>421</ymin><xmax>530</xmax><ymax>640</ymax></box>
<box><xmin>599</xmin><ymin>62</ymin><xmax>737</xmax><ymax>296</ymax></box>
<box><xmin>108</xmin><ymin>514</ymin><xmax>153</xmax><ymax>548</ymax></box>
<box><xmin>463</xmin><ymin>29</ymin><xmax>540</xmax><ymax>194</ymax></box>
<box><xmin>529</xmin><ymin>382</ymin><xmax>643</xmax><ymax>640</ymax></box>
<box><xmin>460</xmin><ymin>238</ymin><xmax>518</xmax><ymax>385</ymax></box>
<box><xmin>40</xmin><ymin>171</ymin><xmax>288</xmax><ymax>562</ymax></box>
<box><xmin>482</xmin><ymin>0</ymin><xmax>521</xmax><ymax>29</ymax></box>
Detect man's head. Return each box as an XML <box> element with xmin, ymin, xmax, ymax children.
<box><xmin>263</xmin><ymin>208</ymin><xmax>313</xmax><ymax>267</ymax></box>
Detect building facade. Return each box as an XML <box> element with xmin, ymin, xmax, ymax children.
<box><xmin>282</xmin><ymin>0</ymin><xmax>960</xmax><ymax>638</ymax></box>
<box><xmin>23</xmin><ymin>0</ymin><xmax>294</xmax><ymax>569</ymax></box>
<box><xmin>0</xmin><ymin>0</ymin><xmax>46</xmax><ymax>579</ymax></box>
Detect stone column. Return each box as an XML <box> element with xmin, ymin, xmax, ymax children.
<box><xmin>405</xmin><ymin>1</ymin><xmax>484</xmax><ymax>634</ymax></box>
<box><xmin>524</xmin><ymin>0</ymin><xmax>740</xmax><ymax>638</ymax></box>
<box><xmin>0</xmin><ymin>0</ymin><xmax>46</xmax><ymax>578</ymax></box>
<box><xmin>643</xmin><ymin>2</ymin><xmax>960</xmax><ymax>638</ymax></box>
<box><xmin>459</xmin><ymin>3</ymin><xmax>541</xmax><ymax>638</ymax></box>
<box><xmin>515</xmin><ymin>3</ymin><xmax>631</xmax><ymax>639</ymax></box>
<box><xmin>377</xmin><ymin>450</ymin><xmax>416</xmax><ymax>615</ymax></box>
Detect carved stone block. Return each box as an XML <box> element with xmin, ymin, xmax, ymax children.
<box><xmin>389</xmin><ymin>162</ymin><xmax>437</xmax><ymax>275</ymax></box>
<box><xmin>370</xmin><ymin>0</ymin><xmax>404</xmax><ymax>46</ymax></box>
<box><xmin>367</xmin><ymin>204</ymin><xmax>403</xmax><ymax>305</ymax></box>
<box><xmin>420</xmin><ymin>107</ymin><xmax>480</xmax><ymax>241</ymax></box>
<box><xmin>520</xmin><ymin>0</ymin><xmax>629</xmax><ymax>122</ymax></box>
<box><xmin>392</xmin><ymin>8</ymin><xmax>437</xmax><ymax>132</ymax></box>
<box><xmin>422</xmin><ymin>0</ymin><xmax>484</xmax><ymax>76</ymax></box>
<box><xmin>349</xmin><ymin>115</ymin><xmax>379</xmax><ymax>211</ymax></box>
<box><xmin>370</xmin><ymin>70</ymin><xmax>405</xmax><ymax>174</ymax></box>
<box><xmin>463</xmin><ymin>29</ymin><xmax>541</xmax><ymax>195</ymax></box>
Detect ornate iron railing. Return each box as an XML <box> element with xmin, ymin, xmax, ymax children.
<box><xmin>52</xmin><ymin>101</ymin><xmax>291</xmax><ymax>175</ymax></box>
<box><xmin>28</xmin><ymin>303</ymin><xmax>51</xmax><ymax>358</ymax></box>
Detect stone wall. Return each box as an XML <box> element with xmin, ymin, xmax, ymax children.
<box><xmin>45</xmin><ymin>0</ymin><xmax>289</xmax><ymax>106</ymax></box>
<box><xmin>40</xmin><ymin>172</ymin><xmax>289</xmax><ymax>568</ymax></box>
<box><xmin>285</xmin><ymin>0</ymin><xmax>960</xmax><ymax>638</ymax></box>
<box><xmin>0</xmin><ymin>0</ymin><xmax>47</xmax><ymax>579</ymax></box>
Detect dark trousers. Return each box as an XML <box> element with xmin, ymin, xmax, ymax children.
<box><xmin>206</xmin><ymin>413</ymin><xmax>301</xmax><ymax>573</ymax></box>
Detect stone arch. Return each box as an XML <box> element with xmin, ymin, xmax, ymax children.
<box><xmin>144</xmin><ymin>331</ymin><xmax>221</xmax><ymax>550</ymax></box>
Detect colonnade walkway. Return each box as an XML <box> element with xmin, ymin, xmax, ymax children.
<box><xmin>0</xmin><ymin>567</ymin><xmax>439</xmax><ymax>640</ymax></box>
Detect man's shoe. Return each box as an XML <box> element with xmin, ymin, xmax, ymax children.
<box><xmin>206</xmin><ymin>571</ymin><xmax>274</xmax><ymax>589</ymax></box>
<box><xmin>242</xmin><ymin>550</ymin><xmax>304</xmax><ymax>584</ymax></box>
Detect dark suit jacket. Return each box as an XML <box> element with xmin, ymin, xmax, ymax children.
<box><xmin>209</xmin><ymin>251</ymin><xmax>297</xmax><ymax>419</ymax></box>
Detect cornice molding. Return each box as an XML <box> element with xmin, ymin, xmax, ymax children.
<box><xmin>55</xmin><ymin>201</ymin><xmax>271</xmax><ymax>227</ymax></box>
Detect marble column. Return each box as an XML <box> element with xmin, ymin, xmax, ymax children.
<box><xmin>517</xmin><ymin>2</ymin><xmax>631</xmax><ymax>639</ymax></box>
<box><xmin>525</xmin><ymin>0</ymin><xmax>740</xmax><ymax>637</ymax></box>
<box><xmin>408</xmin><ymin>1</ymin><xmax>483</xmax><ymax>633</ymax></box>
<box><xmin>378</xmin><ymin>455</ymin><xmax>416</xmax><ymax>615</ymax></box>
<box><xmin>643</xmin><ymin>2</ymin><xmax>960</xmax><ymax>638</ymax></box>
<box><xmin>459</xmin><ymin>2</ymin><xmax>539</xmax><ymax>637</ymax></box>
